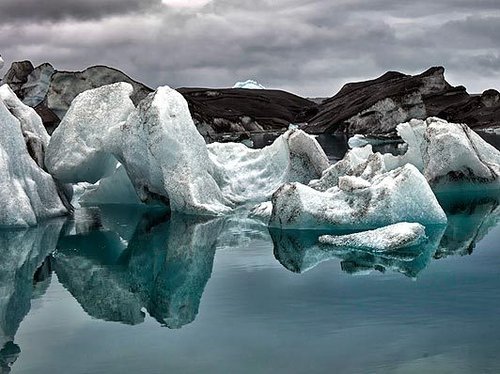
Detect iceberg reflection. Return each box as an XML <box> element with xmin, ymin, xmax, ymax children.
<box><xmin>0</xmin><ymin>221</ymin><xmax>63</xmax><ymax>373</ymax></box>
<box><xmin>436</xmin><ymin>191</ymin><xmax>500</xmax><ymax>258</ymax></box>
<box><xmin>54</xmin><ymin>208</ymin><xmax>222</xmax><ymax>328</ymax></box>
<box><xmin>271</xmin><ymin>226</ymin><xmax>445</xmax><ymax>278</ymax></box>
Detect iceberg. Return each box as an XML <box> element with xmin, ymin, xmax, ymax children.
<box><xmin>0</xmin><ymin>85</ymin><xmax>68</xmax><ymax>227</ymax></box>
<box><xmin>208</xmin><ymin>129</ymin><xmax>329</xmax><ymax>204</ymax></box>
<box><xmin>0</xmin><ymin>55</ymin><xmax>3</xmax><ymax>71</ymax></box>
<box><xmin>46</xmin><ymin>83</ymin><xmax>328</xmax><ymax>214</ymax></box>
<box><xmin>343</xmin><ymin>117</ymin><xmax>500</xmax><ymax>191</ymax></box>
<box><xmin>270</xmin><ymin>164</ymin><xmax>447</xmax><ymax>230</ymax></box>
<box><xmin>233</xmin><ymin>80</ymin><xmax>265</xmax><ymax>89</ymax></box>
<box><xmin>45</xmin><ymin>82</ymin><xmax>135</xmax><ymax>184</ymax></box>
<box><xmin>319</xmin><ymin>222</ymin><xmax>426</xmax><ymax>252</ymax></box>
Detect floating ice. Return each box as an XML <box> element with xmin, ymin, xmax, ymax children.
<box><xmin>47</xmin><ymin>83</ymin><xmax>328</xmax><ymax>214</ymax></box>
<box><xmin>46</xmin><ymin>82</ymin><xmax>135</xmax><ymax>184</ymax></box>
<box><xmin>208</xmin><ymin>129</ymin><xmax>329</xmax><ymax>204</ymax></box>
<box><xmin>319</xmin><ymin>222</ymin><xmax>426</xmax><ymax>252</ymax></box>
<box><xmin>0</xmin><ymin>55</ymin><xmax>4</xmax><ymax>71</ymax></box>
<box><xmin>232</xmin><ymin>80</ymin><xmax>265</xmax><ymax>89</ymax></box>
<box><xmin>343</xmin><ymin>118</ymin><xmax>500</xmax><ymax>191</ymax></box>
<box><xmin>270</xmin><ymin>164</ymin><xmax>447</xmax><ymax>230</ymax></box>
<box><xmin>0</xmin><ymin>86</ymin><xmax>67</xmax><ymax>227</ymax></box>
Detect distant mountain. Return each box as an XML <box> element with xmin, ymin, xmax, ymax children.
<box><xmin>303</xmin><ymin>66</ymin><xmax>500</xmax><ymax>135</ymax></box>
<box><xmin>2</xmin><ymin>62</ymin><xmax>499</xmax><ymax>138</ymax></box>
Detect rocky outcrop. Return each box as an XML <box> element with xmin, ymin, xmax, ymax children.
<box><xmin>177</xmin><ymin>87</ymin><xmax>319</xmax><ymax>141</ymax></box>
<box><xmin>303</xmin><ymin>67</ymin><xmax>500</xmax><ymax>135</ymax></box>
<box><xmin>2</xmin><ymin>62</ymin><xmax>153</xmax><ymax>134</ymax></box>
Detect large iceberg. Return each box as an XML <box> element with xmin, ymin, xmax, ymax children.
<box><xmin>45</xmin><ymin>82</ymin><xmax>135</xmax><ymax>184</ymax></box>
<box><xmin>0</xmin><ymin>85</ymin><xmax>68</xmax><ymax>227</ymax></box>
<box><xmin>269</xmin><ymin>164</ymin><xmax>447</xmax><ymax>230</ymax></box>
<box><xmin>46</xmin><ymin>83</ymin><xmax>329</xmax><ymax>215</ymax></box>
<box><xmin>346</xmin><ymin>117</ymin><xmax>500</xmax><ymax>190</ymax></box>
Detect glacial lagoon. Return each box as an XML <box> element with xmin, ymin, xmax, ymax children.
<box><xmin>1</xmin><ymin>135</ymin><xmax>500</xmax><ymax>374</ymax></box>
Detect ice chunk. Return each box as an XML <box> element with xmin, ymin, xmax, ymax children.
<box><xmin>232</xmin><ymin>80</ymin><xmax>265</xmax><ymax>89</ymax></box>
<box><xmin>0</xmin><ymin>55</ymin><xmax>4</xmax><ymax>70</ymax></box>
<box><xmin>324</xmin><ymin>117</ymin><xmax>500</xmax><ymax>192</ymax></box>
<box><xmin>48</xmin><ymin>83</ymin><xmax>329</xmax><ymax>215</ymax></box>
<box><xmin>114</xmin><ymin>86</ymin><xmax>233</xmax><ymax>215</ymax></box>
<box><xmin>0</xmin><ymin>95</ymin><xmax>67</xmax><ymax>227</ymax></box>
<box><xmin>310</xmin><ymin>147</ymin><xmax>385</xmax><ymax>191</ymax></box>
<box><xmin>0</xmin><ymin>85</ymin><xmax>50</xmax><ymax>167</ymax></box>
<box><xmin>319</xmin><ymin>222</ymin><xmax>426</xmax><ymax>252</ymax></box>
<box><xmin>270</xmin><ymin>164</ymin><xmax>447</xmax><ymax>230</ymax></box>
<box><xmin>45</xmin><ymin>82</ymin><xmax>135</xmax><ymax>183</ymax></box>
<box><xmin>208</xmin><ymin>129</ymin><xmax>329</xmax><ymax>203</ymax></box>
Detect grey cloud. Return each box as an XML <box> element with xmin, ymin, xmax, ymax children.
<box><xmin>0</xmin><ymin>0</ymin><xmax>499</xmax><ymax>97</ymax></box>
<box><xmin>0</xmin><ymin>0</ymin><xmax>161</xmax><ymax>22</ymax></box>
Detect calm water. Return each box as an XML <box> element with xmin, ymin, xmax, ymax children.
<box><xmin>1</xmin><ymin>135</ymin><xmax>500</xmax><ymax>374</ymax></box>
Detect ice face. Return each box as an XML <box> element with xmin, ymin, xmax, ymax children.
<box><xmin>319</xmin><ymin>222</ymin><xmax>426</xmax><ymax>252</ymax></box>
<box><xmin>232</xmin><ymin>80</ymin><xmax>265</xmax><ymax>89</ymax></box>
<box><xmin>45</xmin><ymin>82</ymin><xmax>135</xmax><ymax>183</ymax></box>
<box><xmin>344</xmin><ymin>117</ymin><xmax>500</xmax><ymax>191</ymax></box>
<box><xmin>78</xmin><ymin>164</ymin><xmax>143</xmax><ymax>206</ymax></box>
<box><xmin>270</xmin><ymin>164</ymin><xmax>447</xmax><ymax>230</ymax></box>
<box><xmin>208</xmin><ymin>129</ymin><xmax>329</xmax><ymax>204</ymax></box>
<box><xmin>0</xmin><ymin>90</ymin><xmax>67</xmax><ymax>227</ymax></box>
<box><xmin>48</xmin><ymin>83</ymin><xmax>329</xmax><ymax>214</ymax></box>
<box><xmin>115</xmin><ymin>86</ymin><xmax>233</xmax><ymax>214</ymax></box>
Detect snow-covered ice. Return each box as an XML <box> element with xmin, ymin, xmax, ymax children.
<box><xmin>319</xmin><ymin>222</ymin><xmax>426</xmax><ymax>252</ymax></box>
<box><xmin>232</xmin><ymin>80</ymin><xmax>265</xmax><ymax>89</ymax></box>
<box><xmin>46</xmin><ymin>83</ymin><xmax>328</xmax><ymax>214</ymax></box>
<box><xmin>270</xmin><ymin>164</ymin><xmax>447</xmax><ymax>230</ymax></box>
<box><xmin>343</xmin><ymin>118</ymin><xmax>500</xmax><ymax>191</ymax></box>
<box><xmin>46</xmin><ymin>82</ymin><xmax>135</xmax><ymax>184</ymax></box>
<box><xmin>0</xmin><ymin>85</ymin><xmax>67</xmax><ymax>227</ymax></box>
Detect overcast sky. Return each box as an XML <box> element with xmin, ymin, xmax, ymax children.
<box><xmin>0</xmin><ymin>0</ymin><xmax>499</xmax><ymax>97</ymax></box>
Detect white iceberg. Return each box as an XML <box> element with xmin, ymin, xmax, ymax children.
<box><xmin>233</xmin><ymin>80</ymin><xmax>265</xmax><ymax>89</ymax></box>
<box><xmin>0</xmin><ymin>55</ymin><xmax>4</xmax><ymax>71</ymax></box>
<box><xmin>269</xmin><ymin>164</ymin><xmax>447</xmax><ymax>230</ymax></box>
<box><xmin>46</xmin><ymin>82</ymin><xmax>135</xmax><ymax>184</ymax></box>
<box><xmin>208</xmin><ymin>129</ymin><xmax>329</xmax><ymax>204</ymax></box>
<box><xmin>0</xmin><ymin>85</ymin><xmax>67</xmax><ymax>227</ymax></box>
<box><xmin>319</xmin><ymin>222</ymin><xmax>426</xmax><ymax>252</ymax></box>
<box><xmin>47</xmin><ymin>83</ymin><xmax>329</xmax><ymax>214</ymax></box>
<box><xmin>343</xmin><ymin>118</ymin><xmax>500</xmax><ymax>191</ymax></box>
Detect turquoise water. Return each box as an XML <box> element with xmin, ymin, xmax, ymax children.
<box><xmin>0</xmin><ymin>191</ymin><xmax>499</xmax><ymax>374</ymax></box>
<box><xmin>2</xmin><ymin>133</ymin><xmax>500</xmax><ymax>373</ymax></box>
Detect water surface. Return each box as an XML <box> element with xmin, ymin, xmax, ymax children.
<box><xmin>1</xmin><ymin>136</ymin><xmax>500</xmax><ymax>374</ymax></box>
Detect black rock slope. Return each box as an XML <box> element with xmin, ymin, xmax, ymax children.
<box><xmin>178</xmin><ymin>87</ymin><xmax>319</xmax><ymax>140</ymax></box>
<box><xmin>303</xmin><ymin>66</ymin><xmax>500</xmax><ymax>135</ymax></box>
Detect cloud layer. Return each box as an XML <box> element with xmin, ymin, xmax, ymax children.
<box><xmin>0</xmin><ymin>0</ymin><xmax>499</xmax><ymax>96</ymax></box>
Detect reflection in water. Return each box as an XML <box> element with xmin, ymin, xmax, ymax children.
<box><xmin>0</xmin><ymin>191</ymin><xmax>499</xmax><ymax>372</ymax></box>
<box><xmin>54</xmin><ymin>209</ymin><xmax>223</xmax><ymax>328</ymax></box>
<box><xmin>271</xmin><ymin>226</ymin><xmax>445</xmax><ymax>278</ymax></box>
<box><xmin>436</xmin><ymin>192</ymin><xmax>500</xmax><ymax>258</ymax></box>
<box><xmin>271</xmin><ymin>191</ymin><xmax>500</xmax><ymax>276</ymax></box>
<box><xmin>0</xmin><ymin>221</ymin><xmax>63</xmax><ymax>373</ymax></box>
